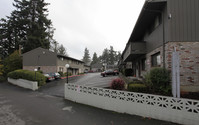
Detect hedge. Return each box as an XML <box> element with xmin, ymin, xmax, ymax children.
<box><xmin>7</xmin><ymin>69</ymin><xmax>46</xmax><ymax>86</ymax></box>
<box><xmin>128</xmin><ymin>83</ymin><xmax>147</xmax><ymax>93</ymax></box>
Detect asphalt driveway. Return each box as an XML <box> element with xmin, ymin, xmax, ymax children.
<box><xmin>39</xmin><ymin>72</ymin><xmax>118</xmax><ymax>97</ymax></box>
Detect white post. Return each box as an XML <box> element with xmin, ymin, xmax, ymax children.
<box><xmin>172</xmin><ymin>48</ymin><xmax>180</xmax><ymax>98</ymax></box>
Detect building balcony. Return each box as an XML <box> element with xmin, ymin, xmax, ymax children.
<box><xmin>123</xmin><ymin>42</ymin><xmax>146</xmax><ymax>62</ymax></box>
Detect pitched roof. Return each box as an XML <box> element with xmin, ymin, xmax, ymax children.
<box><xmin>23</xmin><ymin>47</ymin><xmax>84</xmax><ymax>63</ymax></box>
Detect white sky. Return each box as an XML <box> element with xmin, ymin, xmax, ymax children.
<box><xmin>0</xmin><ymin>0</ymin><xmax>145</xmax><ymax>60</ymax></box>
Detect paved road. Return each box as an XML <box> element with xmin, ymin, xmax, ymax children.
<box><xmin>39</xmin><ymin>73</ymin><xmax>118</xmax><ymax>97</ymax></box>
<box><xmin>73</xmin><ymin>72</ymin><xmax>118</xmax><ymax>87</ymax></box>
<box><xmin>0</xmin><ymin>82</ymin><xmax>178</xmax><ymax>125</ymax></box>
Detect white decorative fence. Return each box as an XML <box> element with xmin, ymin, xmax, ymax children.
<box><xmin>65</xmin><ymin>83</ymin><xmax>199</xmax><ymax>125</ymax></box>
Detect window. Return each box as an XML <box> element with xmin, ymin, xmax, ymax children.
<box><xmin>141</xmin><ymin>58</ymin><xmax>146</xmax><ymax>70</ymax></box>
<box><xmin>151</xmin><ymin>52</ymin><xmax>161</xmax><ymax>67</ymax></box>
<box><xmin>59</xmin><ymin>67</ymin><xmax>64</xmax><ymax>72</ymax></box>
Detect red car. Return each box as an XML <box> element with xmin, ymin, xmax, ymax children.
<box><xmin>43</xmin><ymin>73</ymin><xmax>55</xmax><ymax>82</ymax></box>
<box><xmin>101</xmin><ymin>69</ymin><xmax>119</xmax><ymax>77</ymax></box>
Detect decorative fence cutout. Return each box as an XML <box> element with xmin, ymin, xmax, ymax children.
<box><xmin>65</xmin><ymin>83</ymin><xmax>199</xmax><ymax>125</ymax></box>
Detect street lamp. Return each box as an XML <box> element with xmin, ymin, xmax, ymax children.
<box><xmin>65</xmin><ymin>64</ymin><xmax>70</xmax><ymax>83</ymax></box>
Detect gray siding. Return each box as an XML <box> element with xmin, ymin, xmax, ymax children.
<box><xmin>168</xmin><ymin>0</ymin><xmax>199</xmax><ymax>41</ymax></box>
<box><xmin>23</xmin><ymin>48</ymin><xmax>57</xmax><ymax>66</ymax></box>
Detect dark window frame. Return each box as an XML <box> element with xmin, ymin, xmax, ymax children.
<box><xmin>151</xmin><ymin>52</ymin><xmax>161</xmax><ymax>67</ymax></box>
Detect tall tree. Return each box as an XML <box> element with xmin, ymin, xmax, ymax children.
<box><xmin>0</xmin><ymin>0</ymin><xmax>54</xmax><ymax>58</ymax></box>
<box><xmin>109</xmin><ymin>46</ymin><xmax>116</xmax><ymax>65</ymax></box>
<box><xmin>58</xmin><ymin>44</ymin><xmax>68</xmax><ymax>56</ymax></box>
<box><xmin>50</xmin><ymin>40</ymin><xmax>59</xmax><ymax>53</ymax></box>
<box><xmin>101</xmin><ymin>48</ymin><xmax>109</xmax><ymax>64</ymax></box>
<box><xmin>82</xmin><ymin>47</ymin><xmax>91</xmax><ymax>65</ymax></box>
<box><xmin>23</xmin><ymin>0</ymin><xmax>53</xmax><ymax>53</ymax></box>
<box><xmin>91</xmin><ymin>52</ymin><xmax>99</xmax><ymax>65</ymax></box>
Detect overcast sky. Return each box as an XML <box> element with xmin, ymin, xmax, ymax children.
<box><xmin>0</xmin><ymin>0</ymin><xmax>145</xmax><ymax>60</ymax></box>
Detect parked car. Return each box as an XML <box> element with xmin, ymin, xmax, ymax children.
<box><xmin>101</xmin><ymin>69</ymin><xmax>119</xmax><ymax>77</ymax></box>
<box><xmin>49</xmin><ymin>72</ymin><xmax>61</xmax><ymax>79</ymax></box>
<box><xmin>43</xmin><ymin>73</ymin><xmax>55</xmax><ymax>82</ymax></box>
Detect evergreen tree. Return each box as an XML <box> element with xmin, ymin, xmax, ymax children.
<box><xmin>23</xmin><ymin>0</ymin><xmax>53</xmax><ymax>53</ymax></box>
<box><xmin>2</xmin><ymin>50</ymin><xmax>22</xmax><ymax>77</ymax></box>
<box><xmin>91</xmin><ymin>52</ymin><xmax>99</xmax><ymax>65</ymax></box>
<box><xmin>82</xmin><ymin>47</ymin><xmax>91</xmax><ymax>65</ymax></box>
<box><xmin>0</xmin><ymin>0</ymin><xmax>54</xmax><ymax>57</ymax></box>
<box><xmin>109</xmin><ymin>46</ymin><xmax>116</xmax><ymax>65</ymax></box>
<box><xmin>58</xmin><ymin>44</ymin><xmax>68</xmax><ymax>56</ymax></box>
<box><xmin>101</xmin><ymin>48</ymin><xmax>109</xmax><ymax>64</ymax></box>
<box><xmin>50</xmin><ymin>40</ymin><xmax>59</xmax><ymax>53</ymax></box>
<box><xmin>115</xmin><ymin>51</ymin><xmax>121</xmax><ymax>62</ymax></box>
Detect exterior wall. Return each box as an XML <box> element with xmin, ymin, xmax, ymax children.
<box><xmin>23</xmin><ymin>66</ymin><xmax>57</xmax><ymax>74</ymax></box>
<box><xmin>143</xmin><ymin>41</ymin><xmax>199</xmax><ymax>92</ymax></box>
<box><xmin>167</xmin><ymin>0</ymin><xmax>199</xmax><ymax>41</ymax></box>
<box><xmin>23</xmin><ymin>47</ymin><xmax>57</xmax><ymax>66</ymax></box>
<box><xmin>165</xmin><ymin>42</ymin><xmax>199</xmax><ymax>92</ymax></box>
<box><xmin>56</xmin><ymin>58</ymin><xmax>84</xmax><ymax>74</ymax></box>
<box><xmin>145</xmin><ymin>46</ymin><xmax>164</xmax><ymax>71</ymax></box>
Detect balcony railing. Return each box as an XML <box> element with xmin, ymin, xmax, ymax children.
<box><xmin>123</xmin><ymin>42</ymin><xmax>146</xmax><ymax>62</ymax></box>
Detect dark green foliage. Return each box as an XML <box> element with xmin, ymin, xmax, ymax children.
<box><xmin>58</xmin><ymin>44</ymin><xmax>68</xmax><ymax>56</ymax></box>
<box><xmin>149</xmin><ymin>67</ymin><xmax>170</xmax><ymax>89</ymax></box>
<box><xmin>8</xmin><ymin>69</ymin><xmax>46</xmax><ymax>86</ymax></box>
<box><xmin>91</xmin><ymin>52</ymin><xmax>99</xmax><ymax>65</ymax></box>
<box><xmin>128</xmin><ymin>84</ymin><xmax>147</xmax><ymax>93</ymax></box>
<box><xmin>0</xmin><ymin>76</ymin><xmax>6</xmax><ymax>82</ymax></box>
<box><xmin>0</xmin><ymin>0</ymin><xmax>54</xmax><ymax>57</ymax></box>
<box><xmin>2</xmin><ymin>50</ymin><xmax>22</xmax><ymax>77</ymax></box>
<box><xmin>144</xmin><ymin>67</ymin><xmax>171</xmax><ymax>95</ymax></box>
<box><xmin>110</xmin><ymin>78</ymin><xmax>125</xmax><ymax>90</ymax></box>
<box><xmin>58</xmin><ymin>71</ymin><xmax>64</xmax><ymax>76</ymax></box>
<box><xmin>64</xmin><ymin>72</ymin><xmax>72</xmax><ymax>77</ymax></box>
<box><xmin>82</xmin><ymin>47</ymin><xmax>91</xmax><ymax>65</ymax></box>
<box><xmin>37</xmin><ymin>70</ymin><xmax>43</xmax><ymax>74</ymax></box>
<box><xmin>109</xmin><ymin>46</ymin><xmax>116</xmax><ymax>65</ymax></box>
<box><xmin>125</xmin><ymin>69</ymin><xmax>133</xmax><ymax>76</ymax></box>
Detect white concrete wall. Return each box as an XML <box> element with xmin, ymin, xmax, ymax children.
<box><xmin>8</xmin><ymin>78</ymin><xmax>38</xmax><ymax>91</ymax></box>
<box><xmin>65</xmin><ymin>83</ymin><xmax>199</xmax><ymax>125</ymax></box>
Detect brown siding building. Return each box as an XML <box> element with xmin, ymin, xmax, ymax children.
<box><xmin>121</xmin><ymin>0</ymin><xmax>199</xmax><ymax>93</ymax></box>
<box><xmin>23</xmin><ymin>47</ymin><xmax>85</xmax><ymax>75</ymax></box>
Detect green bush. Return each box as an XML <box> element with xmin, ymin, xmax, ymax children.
<box><xmin>110</xmin><ymin>78</ymin><xmax>125</xmax><ymax>90</ymax></box>
<box><xmin>8</xmin><ymin>69</ymin><xmax>46</xmax><ymax>86</ymax></box>
<box><xmin>37</xmin><ymin>70</ymin><xmax>43</xmax><ymax>74</ymax></box>
<box><xmin>149</xmin><ymin>67</ymin><xmax>170</xmax><ymax>89</ymax></box>
<box><xmin>144</xmin><ymin>67</ymin><xmax>171</xmax><ymax>95</ymax></box>
<box><xmin>128</xmin><ymin>83</ymin><xmax>147</xmax><ymax>92</ymax></box>
<box><xmin>0</xmin><ymin>76</ymin><xmax>6</xmax><ymax>82</ymax></box>
<box><xmin>58</xmin><ymin>71</ymin><xmax>64</xmax><ymax>76</ymax></box>
<box><xmin>2</xmin><ymin>51</ymin><xmax>22</xmax><ymax>77</ymax></box>
<box><xmin>64</xmin><ymin>72</ymin><xmax>72</xmax><ymax>76</ymax></box>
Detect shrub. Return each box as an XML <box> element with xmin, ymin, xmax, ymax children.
<box><xmin>110</xmin><ymin>78</ymin><xmax>125</xmax><ymax>90</ymax></box>
<box><xmin>64</xmin><ymin>72</ymin><xmax>72</xmax><ymax>76</ymax></box>
<box><xmin>0</xmin><ymin>76</ymin><xmax>6</xmax><ymax>82</ymax></box>
<box><xmin>37</xmin><ymin>70</ymin><xmax>43</xmax><ymax>74</ymax></box>
<box><xmin>149</xmin><ymin>67</ymin><xmax>170</xmax><ymax>89</ymax></box>
<box><xmin>144</xmin><ymin>67</ymin><xmax>171</xmax><ymax>94</ymax></box>
<box><xmin>2</xmin><ymin>51</ymin><xmax>22</xmax><ymax>77</ymax></box>
<box><xmin>128</xmin><ymin>83</ymin><xmax>147</xmax><ymax>93</ymax></box>
<box><xmin>8</xmin><ymin>69</ymin><xmax>46</xmax><ymax>86</ymax></box>
<box><xmin>58</xmin><ymin>71</ymin><xmax>64</xmax><ymax>76</ymax></box>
